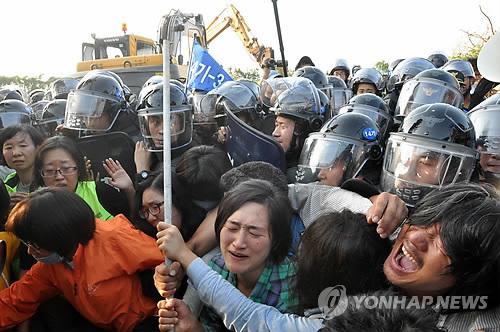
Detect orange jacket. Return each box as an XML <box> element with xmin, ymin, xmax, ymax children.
<box><xmin>0</xmin><ymin>215</ymin><xmax>164</xmax><ymax>331</ymax></box>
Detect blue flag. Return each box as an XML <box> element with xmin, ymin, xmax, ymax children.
<box><xmin>186</xmin><ymin>40</ymin><xmax>233</xmax><ymax>92</ymax></box>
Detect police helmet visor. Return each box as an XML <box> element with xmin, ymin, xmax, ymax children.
<box><xmin>192</xmin><ymin>92</ymin><xmax>217</xmax><ymax>125</ymax></box>
<box><xmin>51</xmin><ymin>79</ymin><xmax>78</xmax><ymax>99</ymax></box>
<box><xmin>296</xmin><ymin>133</ymin><xmax>374</xmax><ymax>185</ymax></box>
<box><xmin>210</xmin><ymin>83</ymin><xmax>257</xmax><ymax>111</ymax></box>
<box><xmin>31</xmin><ymin>101</ymin><xmax>50</xmax><ymax>120</ymax></box>
<box><xmin>380</xmin><ymin>133</ymin><xmax>477</xmax><ymax>206</ymax></box>
<box><xmin>65</xmin><ymin>90</ymin><xmax>121</xmax><ymax>131</ymax></box>
<box><xmin>137</xmin><ymin>107</ymin><xmax>192</xmax><ymax>152</ymax></box>
<box><xmin>0</xmin><ymin>113</ymin><xmax>31</xmax><ymax>129</ymax></box>
<box><xmin>469</xmin><ymin>108</ymin><xmax>500</xmax><ymax>153</ymax></box>
<box><xmin>396</xmin><ymin>79</ymin><xmax>463</xmax><ymax>118</ymax></box>
<box><xmin>331</xmin><ymin>89</ymin><xmax>352</xmax><ymax>114</ymax></box>
<box><xmin>260</xmin><ymin>77</ymin><xmax>307</xmax><ymax>108</ymax></box>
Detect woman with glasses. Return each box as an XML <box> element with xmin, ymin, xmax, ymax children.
<box><xmin>33</xmin><ymin>136</ymin><xmax>132</xmax><ymax>221</ymax></box>
<box><xmin>133</xmin><ymin>170</ymin><xmax>199</xmax><ymax>243</ymax></box>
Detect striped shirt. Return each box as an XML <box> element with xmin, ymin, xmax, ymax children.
<box><xmin>439</xmin><ymin>306</ymin><xmax>500</xmax><ymax>332</ymax></box>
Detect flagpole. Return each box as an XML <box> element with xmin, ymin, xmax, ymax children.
<box><xmin>271</xmin><ymin>0</ymin><xmax>288</xmax><ymax>77</ymax></box>
<box><xmin>184</xmin><ymin>38</ymin><xmax>198</xmax><ymax>95</ymax></box>
<box><xmin>159</xmin><ymin>14</ymin><xmax>175</xmax><ymax>332</ymax></box>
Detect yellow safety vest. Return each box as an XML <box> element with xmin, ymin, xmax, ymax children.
<box><xmin>75</xmin><ymin>181</ymin><xmax>113</xmax><ymax>221</ymax></box>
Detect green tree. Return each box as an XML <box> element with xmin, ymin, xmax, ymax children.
<box><xmin>374</xmin><ymin>60</ymin><xmax>389</xmax><ymax>74</ymax></box>
<box><xmin>452</xmin><ymin>5</ymin><xmax>496</xmax><ymax>60</ymax></box>
<box><xmin>0</xmin><ymin>75</ymin><xmax>58</xmax><ymax>96</ymax></box>
<box><xmin>227</xmin><ymin>67</ymin><xmax>260</xmax><ymax>83</ymax></box>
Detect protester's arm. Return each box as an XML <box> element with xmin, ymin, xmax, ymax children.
<box><xmin>156</xmin><ymin>223</ymin><xmax>323</xmax><ymax>332</ymax></box>
<box><xmin>103</xmin><ymin>158</ymin><xmax>136</xmax><ymax>215</ymax></box>
<box><xmin>366</xmin><ymin>192</ymin><xmax>408</xmax><ymax>239</ymax></box>
<box><xmin>0</xmin><ymin>264</ymin><xmax>59</xmax><ymax>329</ymax></box>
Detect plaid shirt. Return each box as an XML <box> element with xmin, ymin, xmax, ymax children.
<box><xmin>200</xmin><ymin>253</ymin><xmax>298</xmax><ymax>332</ymax></box>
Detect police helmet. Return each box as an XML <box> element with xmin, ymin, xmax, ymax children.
<box><xmin>380</xmin><ymin>103</ymin><xmax>478</xmax><ymax>206</ymax></box>
<box><xmin>395</xmin><ymin>68</ymin><xmax>463</xmax><ymax>119</ymax></box>
<box><xmin>136</xmin><ymin>82</ymin><xmax>193</xmax><ymax>152</ymax></box>
<box><xmin>427</xmin><ymin>52</ymin><xmax>448</xmax><ymax>68</ymax></box>
<box><xmin>338</xmin><ymin>93</ymin><xmax>393</xmax><ymax>140</ymax></box>
<box><xmin>49</xmin><ymin>78</ymin><xmax>79</xmax><ymax>100</ymax></box>
<box><xmin>0</xmin><ymin>99</ymin><xmax>33</xmax><ymax>129</ymax></box>
<box><xmin>386</xmin><ymin>57</ymin><xmax>434</xmax><ymax>93</ymax></box>
<box><xmin>350</xmin><ymin>68</ymin><xmax>384</xmax><ymax>95</ymax></box>
<box><xmin>297</xmin><ymin>112</ymin><xmax>382</xmax><ymax>185</ymax></box>
<box><xmin>37</xmin><ymin>99</ymin><xmax>67</xmax><ymax>137</ymax></box>
<box><xmin>65</xmin><ymin>70</ymin><xmax>126</xmax><ymax>132</ymax></box>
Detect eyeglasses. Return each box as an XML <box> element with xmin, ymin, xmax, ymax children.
<box><xmin>139</xmin><ymin>201</ymin><xmax>165</xmax><ymax>219</ymax></box>
<box><xmin>41</xmin><ymin>166</ymin><xmax>78</xmax><ymax>177</ymax></box>
<box><xmin>20</xmin><ymin>239</ymin><xmax>42</xmax><ymax>251</ymax></box>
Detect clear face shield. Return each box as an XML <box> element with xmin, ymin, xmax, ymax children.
<box><xmin>137</xmin><ymin>106</ymin><xmax>193</xmax><ymax>152</ymax></box>
<box><xmin>51</xmin><ymin>79</ymin><xmax>78</xmax><ymax>99</ymax></box>
<box><xmin>65</xmin><ymin>90</ymin><xmax>122</xmax><ymax>132</ymax></box>
<box><xmin>193</xmin><ymin>92</ymin><xmax>217</xmax><ymax>125</ymax></box>
<box><xmin>330</xmin><ymin>88</ymin><xmax>352</xmax><ymax>116</ymax></box>
<box><xmin>396</xmin><ymin>79</ymin><xmax>463</xmax><ymax>119</ymax></box>
<box><xmin>38</xmin><ymin>118</ymin><xmax>64</xmax><ymax>137</ymax></box>
<box><xmin>380</xmin><ymin>133</ymin><xmax>478</xmax><ymax>206</ymax></box>
<box><xmin>0</xmin><ymin>112</ymin><xmax>32</xmax><ymax>129</ymax></box>
<box><xmin>30</xmin><ymin>100</ymin><xmax>50</xmax><ymax>120</ymax></box>
<box><xmin>260</xmin><ymin>77</ymin><xmax>312</xmax><ymax>108</ymax></box>
<box><xmin>469</xmin><ymin>107</ymin><xmax>500</xmax><ymax>180</ymax></box>
<box><xmin>295</xmin><ymin>132</ymin><xmax>375</xmax><ymax>186</ymax></box>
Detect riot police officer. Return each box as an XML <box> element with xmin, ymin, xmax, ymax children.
<box><xmin>385</xmin><ymin>57</ymin><xmax>434</xmax><ymax>115</ymax></box>
<box><xmin>468</xmin><ymin>94</ymin><xmax>500</xmax><ymax>189</ymax></box>
<box><xmin>296</xmin><ymin>112</ymin><xmax>383</xmax><ymax>186</ymax></box>
<box><xmin>395</xmin><ymin>68</ymin><xmax>463</xmax><ymax>121</ymax></box>
<box><xmin>380</xmin><ymin>103</ymin><xmax>478</xmax><ymax>207</ymax></box>
<box><xmin>350</xmin><ymin>68</ymin><xmax>384</xmax><ymax>96</ymax></box>
<box><xmin>64</xmin><ymin>70</ymin><xmax>141</xmax><ymax>141</ymax></box>
<box><xmin>270</xmin><ymin>77</ymin><xmax>324</xmax><ymax>181</ymax></box>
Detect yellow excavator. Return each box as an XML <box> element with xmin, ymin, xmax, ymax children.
<box><xmin>205</xmin><ymin>4</ymin><xmax>275</xmax><ymax>68</ymax></box>
<box><xmin>74</xmin><ymin>4</ymin><xmax>278</xmax><ymax>92</ymax></box>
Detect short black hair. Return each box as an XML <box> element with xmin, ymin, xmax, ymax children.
<box><xmin>6</xmin><ymin>188</ymin><xmax>95</xmax><ymax>256</ymax></box>
<box><xmin>296</xmin><ymin>210</ymin><xmax>391</xmax><ymax>313</ymax></box>
<box><xmin>220</xmin><ymin>161</ymin><xmax>288</xmax><ymax>194</ymax></box>
<box><xmin>0</xmin><ymin>124</ymin><xmax>45</xmax><ymax>165</ymax></box>
<box><xmin>410</xmin><ymin>182</ymin><xmax>500</xmax><ymax>308</ymax></box>
<box><xmin>214</xmin><ymin>179</ymin><xmax>291</xmax><ymax>264</ymax></box>
<box><xmin>175</xmin><ymin>145</ymin><xmax>232</xmax><ymax>202</ymax></box>
<box><xmin>320</xmin><ymin>289</ymin><xmax>444</xmax><ymax>332</ymax></box>
<box><xmin>34</xmin><ymin>136</ymin><xmax>88</xmax><ymax>188</ymax></box>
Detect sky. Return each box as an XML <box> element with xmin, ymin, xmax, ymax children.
<box><xmin>1</xmin><ymin>0</ymin><xmax>499</xmax><ymax>79</ymax></box>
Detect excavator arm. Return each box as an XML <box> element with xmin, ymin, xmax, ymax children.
<box><xmin>205</xmin><ymin>4</ymin><xmax>274</xmax><ymax>67</ymax></box>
